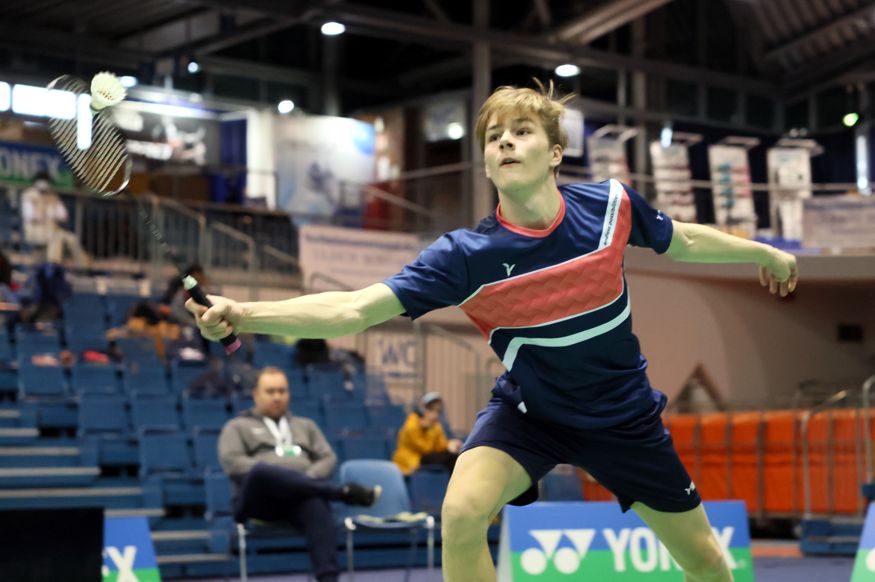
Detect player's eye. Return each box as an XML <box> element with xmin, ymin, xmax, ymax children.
<box><xmin>488</xmin><ymin>134</ymin><xmax>499</xmax><ymax>142</ymax></box>
<box><xmin>517</xmin><ymin>128</ymin><xmax>530</xmax><ymax>135</ymax></box>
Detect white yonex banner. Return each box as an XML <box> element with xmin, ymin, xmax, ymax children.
<box><xmin>707</xmin><ymin>145</ymin><xmax>756</xmax><ymax>235</ymax></box>
<box><xmin>497</xmin><ymin>501</ymin><xmax>754</xmax><ymax>581</ymax></box>
<box><xmin>298</xmin><ymin>224</ymin><xmax>421</xmax><ymax>291</ymax></box>
<box><xmin>650</xmin><ymin>142</ymin><xmax>696</xmax><ymax>222</ymax></box>
<box><xmin>767</xmin><ymin>147</ymin><xmax>812</xmax><ymax>241</ymax></box>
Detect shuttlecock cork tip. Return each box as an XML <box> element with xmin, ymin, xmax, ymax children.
<box><xmin>90</xmin><ymin>71</ymin><xmax>126</xmax><ymax>111</ymax></box>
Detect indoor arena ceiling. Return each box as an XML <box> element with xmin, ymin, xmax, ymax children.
<box><xmin>0</xmin><ymin>0</ymin><xmax>872</xmax><ymax>110</ymax></box>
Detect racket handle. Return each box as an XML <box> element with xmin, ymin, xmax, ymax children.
<box><xmin>182</xmin><ymin>275</ymin><xmax>242</xmax><ymax>355</ymax></box>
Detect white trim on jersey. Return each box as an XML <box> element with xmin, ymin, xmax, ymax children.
<box><xmin>600</xmin><ymin>179</ymin><xmax>624</xmax><ymax>249</ymax></box>
<box><xmin>501</xmin><ymin>293</ymin><xmax>632</xmax><ymax>371</ymax></box>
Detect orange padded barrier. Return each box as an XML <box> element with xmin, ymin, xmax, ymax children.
<box><xmin>762</xmin><ymin>410</ymin><xmax>800</xmax><ymax>515</ymax></box>
<box><xmin>699</xmin><ymin>413</ymin><xmax>730</xmax><ymax>501</ymax></box>
<box><xmin>730</xmin><ymin>411</ymin><xmax>762</xmax><ymax>513</ymax></box>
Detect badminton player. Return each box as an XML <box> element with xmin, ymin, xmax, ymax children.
<box><xmin>188</xmin><ymin>81</ymin><xmax>797</xmax><ymax>582</ymax></box>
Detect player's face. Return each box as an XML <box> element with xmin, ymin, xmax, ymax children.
<box><xmin>483</xmin><ymin>112</ymin><xmax>562</xmax><ymax>196</ymax></box>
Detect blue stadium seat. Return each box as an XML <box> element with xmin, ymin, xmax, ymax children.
<box><xmin>138</xmin><ymin>429</ymin><xmax>191</xmax><ymax>477</ymax></box>
<box><xmin>71</xmin><ymin>363</ymin><xmax>119</xmax><ymax>394</ymax></box>
<box><xmin>78</xmin><ymin>393</ymin><xmax>129</xmax><ymax>434</ymax></box>
<box><xmin>290</xmin><ymin>400</ymin><xmax>322</xmax><ymax>427</ymax></box>
<box><xmin>15</xmin><ymin>324</ymin><xmax>61</xmax><ymax>357</ymax></box>
<box><xmin>193</xmin><ymin>428</ymin><xmax>222</xmax><ymax>471</ymax></box>
<box><xmin>306</xmin><ymin>364</ymin><xmax>348</xmax><ymax>400</ymax></box>
<box><xmin>116</xmin><ymin>336</ymin><xmax>161</xmax><ymax>365</ymax></box>
<box><xmin>182</xmin><ymin>397</ymin><xmax>228</xmax><ymax>431</ymax></box>
<box><xmin>231</xmin><ymin>393</ymin><xmax>254</xmax><ymax>415</ymax></box>
<box><xmin>63</xmin><ymin>294</ymin><xmax>107</xmax><ymax>325</ymax></box>
<box><xmin>408</xmin><ymin>467</ymin><xmax>450</xmax><ymax>515</ymax></box>
<box><xmin>366</xmin><ymin>404</ymin><xmax>407</xmax><ymax>432</ymax></box>
<box><xmin>105</xmin><ymin>295</ymin><xmax>140</xmax><ymax>327</ymax></box>
<box><xmin>338</xmin><ymin>434</ymin><xmax>391</xmax><ymax>462</ymax></box>
<box><xmin>122</xmin><ymin>363</ymin><xmax>169</xmax><ymax>394</ymax></box>
<box><xmin>252</xmin><ymin>342</ymin><xmax>292</xmax><ymax>369</ymax></box>
<box><xmin>0</xmin><ymin>332</ymin><xmax>12</xmax><ymax>362</ymax></box>
<box><xmin>204</xmin><ymin>469</ymin><xmax>233</xmax><ymax>520</ymax></box>
<box><xmin>18</xmin><ymin>363</ymin><xmax>67</xmax><ymax>398</ymax></box>
<box><xmin>285</xmin><ymin>369</ymin><xmax>309</xmax><ymax>400</ymax></box>
<box><xmin>131</xmin><ymin>393</ymin><xmax>180</xmax><ymax>430</ymax></box>
<box><xmin>323</xmin><ymin>401</ymin><xmax>368</xmax><ymax>435</ymax></box>
<box><xmin>171</xmin><ymin>362</ymin><xmax>209</xmax><ymax>393</ymax></box>
<box><xmin>64</xmin><ymin>322</ymin><xmax>109</xmax><ymax>353</ymax></box>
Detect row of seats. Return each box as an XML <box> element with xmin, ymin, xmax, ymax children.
<box><xmin>77</xmin><ymin>392</ymin><xmax>405</xmax><ymax>438</ymax></box>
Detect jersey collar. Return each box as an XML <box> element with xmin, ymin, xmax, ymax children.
<box><xmin>495</xmin><ymin>190</ymin><xmax>566</xmax><ymax>238</ymax></box>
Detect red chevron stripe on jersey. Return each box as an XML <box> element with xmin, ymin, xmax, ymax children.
<box><xmin>460</xmin><ymin>190</ymin><xmax>632</xmax><ymax>338</ymax></box>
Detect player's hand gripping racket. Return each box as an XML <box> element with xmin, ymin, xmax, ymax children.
<box><xmin>46</xmin><ymin>72</ymin><xmax>241</xmax><ymax>354</ymax></box>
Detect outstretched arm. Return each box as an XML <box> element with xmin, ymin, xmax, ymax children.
<box><xmin>665</xmin><ymin>220</ymin><xmax>798</xmax><ymax>297</ymax></box>
<box><xmin>185</xmin><ymin>282</ymin><xmax>406</xmax><ymax>341</ymax></box>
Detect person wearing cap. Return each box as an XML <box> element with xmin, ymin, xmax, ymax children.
<box><xmin>392</xmin><ymin>392</ymin><xmax>462</xmax><ymax>475</ymax></box>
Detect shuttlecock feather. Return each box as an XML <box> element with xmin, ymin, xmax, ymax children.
<box><xmin>90</xmin><ymin>72</ymin><xmax>126</xmax><ymax>111</ymax></box>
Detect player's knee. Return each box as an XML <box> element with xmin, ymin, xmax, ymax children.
<box><xmin>681</xmin><ymin>539</ymin><xmax>729</xmax><ymax>579</ymax></box>
<box><xmin>441</xmin><ymin>494</ymin><xmax>491</xmax><ymax>546</ymax></box>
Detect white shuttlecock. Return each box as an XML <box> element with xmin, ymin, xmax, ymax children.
<box><xmin>90</xmin><ymin>72</ymin><xmax>126</xmax><ymax>111</ymax></box>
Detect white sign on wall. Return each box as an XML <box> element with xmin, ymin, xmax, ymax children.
<box><xmin>650</xmin><ymin>142</ymin><xmax>696</xmax><ymax>222</ymax></box>
<box><xmin>298</xmin><ymin>224</ymin><xmax>421</xmax><ymax>291</ymax></box>
<box><xmin>708</xmin><ymin>144</ymin><xmax>757</xmax><ymax>234</ymax></box>
<box><xmin>767</xmin><ymin>146</ymin><xmax>812</xmax><ymax>241</ymax></box>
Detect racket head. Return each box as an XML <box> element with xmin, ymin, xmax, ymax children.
<box><xmin>46</xmin><ymin>74</ymin><xmax>131</xmax><ymax>197</ymax></box>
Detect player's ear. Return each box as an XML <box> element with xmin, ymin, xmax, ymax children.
<box><xmin>549</xmin><ymin>144</ymin><xmax>563</xmax><ymax>169</ymax></box>
<box><xmin>484</xmin><ymin>161</ymin><xmax>492</xmax><ymax>180</ymax></box>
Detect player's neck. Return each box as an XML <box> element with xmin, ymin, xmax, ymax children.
<box><xmin>497</xmin><ymin>178</ymin><xmax>561</xmax><ymax>230</ymax></box>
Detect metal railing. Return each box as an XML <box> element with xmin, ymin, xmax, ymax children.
<box><xmin>861</xmin><ymin>374</ymin><xmax>875</xmax><ymax>484</ymax></box>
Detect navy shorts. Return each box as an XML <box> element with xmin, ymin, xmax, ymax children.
<box><xmin>461</xmin><ymin>397</ymin><xmax>701</xmax><ymax>513</ymax></box>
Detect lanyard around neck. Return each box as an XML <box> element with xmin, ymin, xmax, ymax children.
<box><xmin>263</xmin><ymin>416</ymin><xmax>293</xmax><ymax>446</ymax></box>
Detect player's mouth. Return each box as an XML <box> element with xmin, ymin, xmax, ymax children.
<box><xmin>500</xmin><ymin>157</ymin><xmax>520</xmax><ymax>167</ymax></box>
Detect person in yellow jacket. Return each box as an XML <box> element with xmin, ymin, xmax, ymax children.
<box><xmin>393</xmin><ymin>392</ymin><xmax>463</xmax><ymax>475</ymax></box>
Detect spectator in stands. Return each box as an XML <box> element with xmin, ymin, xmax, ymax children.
<box><xmin>393</xmin><ymin>392</ymin><xmax>462</xmax><ymax>476</ymax></box>
<box><xmin>218</xmin><ymin>367</ymin><xmax>380</xmax><ymax>582</ymax></box>
<box><xmin>20</xmin><ymin>172</ymin><xmax>89</xmax><ymax>267</ymax></box>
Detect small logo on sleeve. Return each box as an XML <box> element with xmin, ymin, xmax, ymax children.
<box><xmin>685</xmin><ymin>481</ymin><xmax>696</xmax><ymax>496</ymax></box>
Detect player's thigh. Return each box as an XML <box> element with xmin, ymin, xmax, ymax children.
<box><xmin>631</xmin><ymin>502</ymin><xmax>726</xmax><ymax>571</ymax></box>
<box><xmin>443</xmin><ymin>445</ymin><xmax>532</xmax><ymax>522</ymax></box>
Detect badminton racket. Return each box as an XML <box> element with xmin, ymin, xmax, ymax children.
<box><xmin>46</xmin><ymin>72</ymin><xmax>241</xmax><ymax>354</ymax></box>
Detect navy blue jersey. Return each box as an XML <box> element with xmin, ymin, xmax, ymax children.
<box><xmin>384</xmin><ymin>180</ymin><xmax>674</xmax><ymax>429</ymax></box>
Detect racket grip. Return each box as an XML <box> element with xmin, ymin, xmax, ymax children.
<box><xmin>182</xmin><ymin>275</ymin><xmax>242</xmax><ymax>355</ymax></box>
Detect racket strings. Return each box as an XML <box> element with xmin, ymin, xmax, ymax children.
<box><xmin>46</xmin><ymin>75</ymin><xmax>129</xmax><ymax>196</ymax></box>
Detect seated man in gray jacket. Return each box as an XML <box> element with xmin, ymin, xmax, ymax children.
<box><xmin>219</xmin><ymin>366</ymin><xmax>379</xmax><ymax>582</ymax></box>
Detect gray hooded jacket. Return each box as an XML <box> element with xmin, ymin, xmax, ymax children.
<box><xmin>218</xmin><ymin>408</ymin><xmax>337</xmax><ymax>488</ymax></box>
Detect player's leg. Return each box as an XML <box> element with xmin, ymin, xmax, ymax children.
<box><xmin>631</xmin><ymin>502</ymin><xmax>732</xmax><ymax>582</ymax></box>
<box><xmin>441</xmin><ymin>446</ymin><xmax>532</xmax><ymax>582</ymax></box>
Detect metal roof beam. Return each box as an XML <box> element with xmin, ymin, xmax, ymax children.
<box><xmin>765</xmin><ymin>3</ymin><xmax>875</xmax><ymax>65</ymax></box>
<box><xmin>545</xmin><ymin>0</ymin><xmax>676</xmax><ymax>44</ymax></box>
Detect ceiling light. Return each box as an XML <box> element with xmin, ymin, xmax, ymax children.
<box><xmin>277</xmin><ymin>99</ymin><xmax>295</xmax><ymax>114</ymax></box>
<box><xmin>554</xmin><ymin>64</ymin><xmax>580</xmax><ymax>78</ymax></box>
<box><xmin>321</xmin><ymin>22</ymin><xmax>346</xmax><ymax>36</ymax></box>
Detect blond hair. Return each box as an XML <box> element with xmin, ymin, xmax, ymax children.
<box><xmin>475</xmin><ymin>79</ymin><xmax>575</xmax><ymax>152</ymax></box>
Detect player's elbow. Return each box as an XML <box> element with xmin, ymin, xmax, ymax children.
<box><xmin>665</xmin><ymin>220</ymin><xmax>694</xmax><ymax>260</ymax></box>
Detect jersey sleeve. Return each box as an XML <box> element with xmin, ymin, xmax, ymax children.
<box><xmin>383</xmin><ymin>233</ymin><xmax>469</xmax><ymax>320</ymax></box>
<box><xmin>624</xmin><ymin>182</ymin><xmax>674</xmax><ymax>254</ymax></box>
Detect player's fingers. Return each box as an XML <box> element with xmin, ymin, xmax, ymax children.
<box><xmin>184</xmin><ymin>298</ymin><xmax>207</xmax><ymax>316</ymax></box>
<box><xmin>201</xmin><ymin>302</ymin><xmax>230</xmax><ymax>324</ymax></box>
<box><xmin>758</xmin><ymin>265</ymin><xmax>768</xmax><ymax>287</ymax></box>
<box><xmin>788</xmin><ymin>263</ymin><xmax>798</xmax><ymax>293</ymax></box>
<box><xmin>769</xmin><ymin>277</ymin><xmax>777</xmax><ymax>294</ymax></box>
<box><xmin>779</xmin><ymin>279</ymin><xmax>789</xmax><ymax>297</ymax></box>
